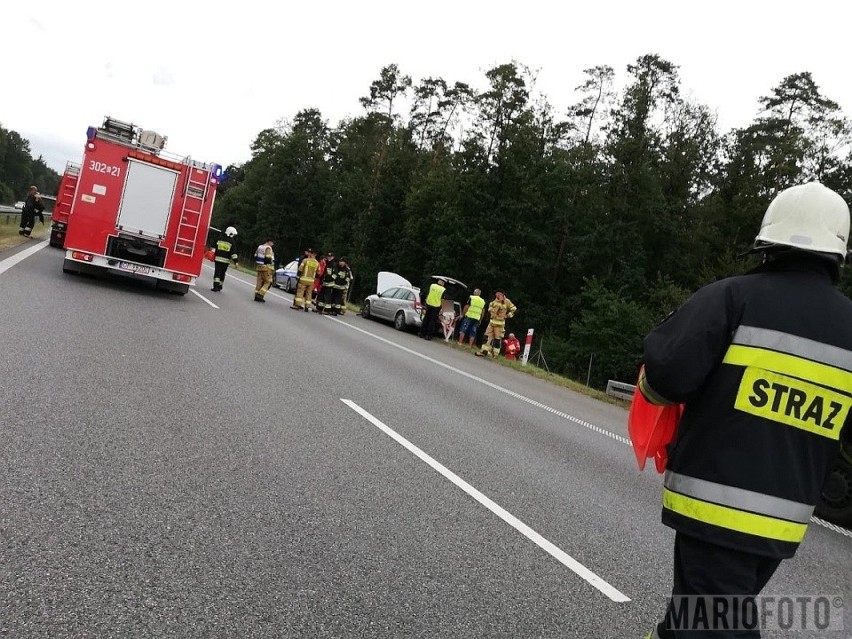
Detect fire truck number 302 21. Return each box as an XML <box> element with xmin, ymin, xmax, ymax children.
<box><xmin>88</xmin><ymin>160</ymin><xmax>121</xmax><ymax>177</ymax></box>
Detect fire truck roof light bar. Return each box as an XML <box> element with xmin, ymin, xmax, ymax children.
<box><xmin>87</xmin><ymin>116</ymin><xmax>220</xmax><ymax>173</ymax></box>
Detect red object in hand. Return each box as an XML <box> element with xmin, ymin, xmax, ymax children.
<box><xmin>628</xmin><ymin>368</ymin><xmax>684</xmax><ymax>473</ymax></box>
<box><xmin>204</xmin><ymin>249</ymin><xmax>216</xmax><ymax>262</ymax></box>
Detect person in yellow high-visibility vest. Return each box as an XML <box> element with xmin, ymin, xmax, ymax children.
<box><xmin>457</xmin><ymin>288</ymin><xmax>486</xmax><ymax>348</ymax></box>
<box><xmin>418</xmin><ymin>278</ymin><xmax>445</xmax><ymax>341</ymax></box>
<box><xmin>475</xmin><ymin>290</ymin><xmax>516</xmax><ymax>357</ymax></box>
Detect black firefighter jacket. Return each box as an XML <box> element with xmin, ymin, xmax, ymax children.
<box><xmin>642</xmin><ymin>254</ymin><xmax>852</xmax><ymax>558</ymax></box>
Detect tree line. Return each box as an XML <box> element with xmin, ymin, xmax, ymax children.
<box><xmin>0</xmin><ymin>125</ymin><xmax>60</xmax><ymax>205</ymax></box>
<box><xmin>211</xmin><ymin>55</ymin><xmax>852</xmax><ymax>388</ymax></box>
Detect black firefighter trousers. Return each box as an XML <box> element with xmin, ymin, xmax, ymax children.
<box><xmin>655</xmin><ymin>532</ymin><xmax>782</xmax><ymax>638</ymax></box>
<box><xmin>213</xmin><ymin>261</ymin><xmax>230</xmax><ymax>290</ymax></box>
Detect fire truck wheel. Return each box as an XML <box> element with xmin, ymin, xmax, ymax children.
<box><xmin>62</xmin><ymin>259</ymin><xmax>80</xmax><ymax>275</ymax></box>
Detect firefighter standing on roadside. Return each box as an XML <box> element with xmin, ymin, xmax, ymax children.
<box><xmin>475</xmin><ymin>290</ymin><xmax>517</xmax><ymax>357</ymax></box>
<box><xmin>317</xmin><ymin>255</ymin><xmax>338</xmax><ymax>315</ymax></box>
<box><xmin>640</xmin><ymin>183</ymin><xmax>852</xmax><ymax>639</ymax></box>
<box><xmin>211</xmin><ymin>226</ymin><xmax>239</xmax><ymax>292</ymax></box>
<box><xmin>313</xmin><ymin>252</ymin><xmax>333</xmax><ymax>312</ymax></box>
<box><xmin>336</xmin><ymin>257</ymin><xmax>353</xmax><ymax>315</ymax></box>
<box><xmin>19</xmin><ymin>186</ymin><xmax>45</xmax><ymax>238</ymax></box>
<box><xmin>253</xmin><ymin>238</ymin><xmax>275</xmax><ymax>302</ymax></box>
<box><xmin>291</xmin><ymin>248</ymin><xmax>319</xmax><ymax>311</ymax></box>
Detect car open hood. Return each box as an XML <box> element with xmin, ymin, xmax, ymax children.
<box><xmin>377</xmin><ymin>271</ymin><xmax>412</xmax><ymax>294</ymax></box>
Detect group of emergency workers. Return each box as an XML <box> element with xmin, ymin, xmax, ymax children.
<box><xmin>420</xmin><ymin>278</ymin><xmax>519</xmax><ymax>358</ymax></box>
<box><xmin>290</xmin><ymin>249</ymin><xmax>353</xmax><ymax>315</ymax></box>
<box><xmin>211</xmin><ymin>228</ymin><xmax>517</xmax><ymax>356</ymax></box>
<box><xmin>207</xmin><ymin>230</ymin><xmax>354</xmax><ymax>313</ymax></box>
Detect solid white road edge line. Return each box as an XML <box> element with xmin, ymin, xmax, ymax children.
<box><xmin>342</xmin><ymin>398</ymin><xmax>631</xmax><ymax>603</ymax></box>
<box><xmin>335</xmin><ymin>316</ymin><xmax>631</xmax><ymax>446</ymax></box>
<box><xmin>0</xmin><ymin>240</ymin><xmax>49</xmax><ymax>276</ymax></box>
<box><xmin>331</xmin><ymin>317</ymin><xmax>852</xmax><ymax>538</ymax></box>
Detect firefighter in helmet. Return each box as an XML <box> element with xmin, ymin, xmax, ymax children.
<box><xmin>640</xmin><ymin>183</ymin><xmax>852</xmax><ymax>638</ymax></box>
<box><xmin>475</xmin><ymin>290</ymin><xmax>517</xmax><ymax>357</ymax></box>
<box><xmin>291</xmin><ymin>248</ymin><xmax>319</xmax><ymax>311</ymax></box>
<box><xmin>211</xmin><ymin>226</ymin><xmax>239</xmax><ymax>292</ymax></box>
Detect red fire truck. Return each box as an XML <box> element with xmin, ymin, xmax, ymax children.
<box><xmin>49</xmin><ymin>161</ymin><xmax>80</xmax><ymax>248</ymax></box>
<box><xmin>61</xmin><ymin>117</ymin><xmax>222</xmax><ymax>295</ymax></box>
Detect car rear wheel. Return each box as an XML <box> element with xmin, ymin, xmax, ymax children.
<box><xmin>362</xmin><ymin>301</ymin><xmax>372</xmax><ymax>319</ymax></box>
<box><xmin>394</xmin><ymin>312</ymin><xmax>406</xmax><ymax>331</ymax></box>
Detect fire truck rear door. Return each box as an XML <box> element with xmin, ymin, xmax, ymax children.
<box><xmin>116</xmin><ymin>159</ymin><xmax>179</xmax><ymax>238</ymax></box>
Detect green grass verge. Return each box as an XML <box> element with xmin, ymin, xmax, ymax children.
<box><xmin>0</xmin><ymin>217</ymin><xmax>50</xmax><ymax>250</ymax></box>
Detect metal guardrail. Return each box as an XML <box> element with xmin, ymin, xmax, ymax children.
<box><xmin>606</xmin><ymin>380</ymin><xmax>636</xmax><ymax>401</ymax></box>
<box><xmin>0</xmin><ymin>206</ymin><xmax>53</xmax><ymax>223</ymax></box>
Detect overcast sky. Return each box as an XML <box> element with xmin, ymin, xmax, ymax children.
<box><xmin>5</xmin><ymin>1</ymin><xmax>851</xmax><ymax>175</ymax></box>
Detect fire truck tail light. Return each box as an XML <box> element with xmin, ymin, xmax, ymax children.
<box><xmin>172</xmin><ymin>273</ymin><xmax>192</xmax><ymax>283</ymax></box>
<box><xmin>71</xmin><ymin>251</ymin><xmax>94</xmax><ymax>262</ymax></box>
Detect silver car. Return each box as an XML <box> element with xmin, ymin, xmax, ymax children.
<box><xmin>361</xmin><ymin>272</ymin><xmax>422</xmax><ymax>331</ymax></box>
<box><xmin>274</xmin><ymin>259</ymin><xmax>299</xmax><ymax>292</ymax></box>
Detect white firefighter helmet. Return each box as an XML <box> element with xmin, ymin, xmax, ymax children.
<box><xmin>225</xmin><ymin>226</ymin><xmax>238</xmax><ymax>238</ymax></box>
<box><xmin>753</xmin><ymin>182</ymin><xmax>850</xmax><ymax>261</ymax></box>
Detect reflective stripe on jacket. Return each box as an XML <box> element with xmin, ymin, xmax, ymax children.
<box><xmin>214</xmin><ymin>239</ymin><xmax>237</xmax><ymax>264</ymax></box>
<box><xmin>298</xmin><ymin>257</ymin><xmax>319</xmax><ymax>282</ymax></box>
<box><xmin>487</xmin><ymin>298</ymin><xmax>516</xmax><ymax>326</ymax></box>
<box><xmin>642</xmin><ymin>256</ymin><xmax>852</xmax><ymax>558</ymax></box>
<box><xmin>255</xmin><ymin>244</ymin><xmax>274</xmax><ymax>266</ymax></box>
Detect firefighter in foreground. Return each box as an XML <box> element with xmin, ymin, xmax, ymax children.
<box><xmin>639</xmin><ymin>183</ymin><xmax>852</xmax><ymax>638</ymax></box>
<box><xmin>475</xmin><ymin>290</ymin><xmax>517</xmax><ymax>357</ymax></box>
<box><xmin>253</xmin><ymin>238</ymin><xmax>275</xmax><ymax>302</ymax></box>
<box><xmin>291</xmin><ymin>248</ymin><xmax>319</xmax><ymax>311</ymax></box>
<box><xmin>211</xmin><ymin>226</ymin><xmax>239</xmax><ymax>292</ymax></box>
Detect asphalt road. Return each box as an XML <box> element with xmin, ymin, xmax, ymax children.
<box><xmin>1</xmin><ymin>243</ymin><xmax>850</xmax><ymax>638</ymax></box>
